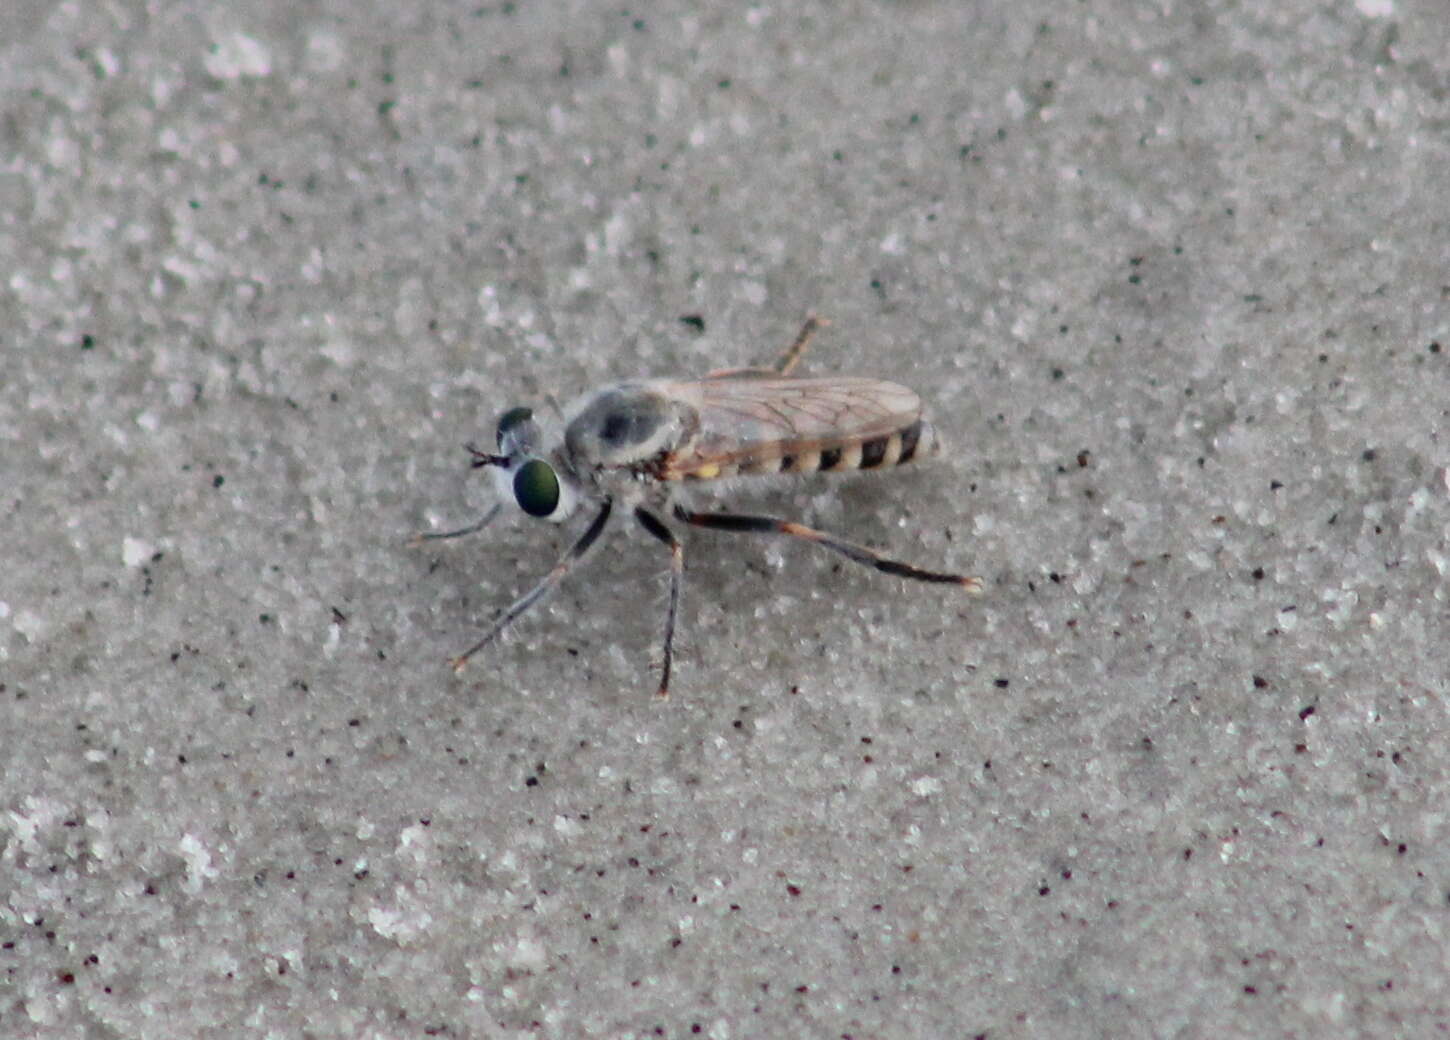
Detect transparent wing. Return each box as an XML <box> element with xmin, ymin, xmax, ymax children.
<box><xmin>694</xmin><ymin>376</ymin><xmax>921</xmax><ymax>442</ymax></box>
<box><xmin>657</xmin><ymin>376</ymin><xmax>924</xmax><ymax>477</ymax></box>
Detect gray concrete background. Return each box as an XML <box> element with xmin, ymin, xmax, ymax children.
<box><xmin>3</xmin><ymin>1</ymin><xmax>1448</xmax><ymax>1037</ymax></box>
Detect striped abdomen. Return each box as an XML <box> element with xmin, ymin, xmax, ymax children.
<box><xmin>671</xmin><ymin>417</ymin><xmax>939</xmax><ymax>481</ymax></box>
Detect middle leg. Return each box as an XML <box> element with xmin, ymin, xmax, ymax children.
<box><xmin>635</xmin><ymin>506</ymin><xmax>685</xmax><ymax>698</ymax></box>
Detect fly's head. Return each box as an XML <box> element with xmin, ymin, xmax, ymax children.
<box><xmin>468</xmin><ymin>406</ymin><xmax>579</xmax><ymax>522</ymax></box>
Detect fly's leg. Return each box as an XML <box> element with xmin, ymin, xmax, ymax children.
<box><xmin>451</xmin><ymin>499</ymin><xmax>615</xmax><ymax>673</ymax></box>
<box><xmin>635</xmin><ymin>507</ymin><xmax>684</xmax><ymax>698</ymax></box>
<box><xmin>771</xmin><ymin>314</ymin><xmax>828</xmax><ymax>375</ymax></box>
<box><xmin>704</xmin><ymin>315</ymin><xmax>830</xmax><ymax>380</ymax></box>
<box><xmin>673</xmin><ymin>505</ymin><xmax>982</xmax><ymax>590</ymax></box>
<box><xmin>409</xmin><ymin>503</ymin><xmax>502</xmax><ymax>547</ymax></box>
<box><xmin>409</xmin><ymin>441</ymin><xmax>513</xmax><ymax>546</ymax></box>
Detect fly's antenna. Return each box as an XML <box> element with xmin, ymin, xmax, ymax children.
<box><xmin>464</xmin><ymin>443</ymin><xmax>509</xmax><ymax>469</ymax></box>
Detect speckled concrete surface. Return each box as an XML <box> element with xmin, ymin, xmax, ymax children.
<box><xmin>3</xmin><ymin>2</ymin><xmax>1448</xmax><ymax>1037</ymax></box>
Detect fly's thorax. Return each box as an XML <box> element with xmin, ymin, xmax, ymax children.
<box><xmin>562</xmin><ymin>383</ymin><xmax>700</xmax><ymax>473</ymax></box>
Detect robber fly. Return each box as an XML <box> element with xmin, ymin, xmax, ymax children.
<box><xmin>418</xmin><ymin>317</ymin><xmax>982</xmax><ymax>697</ymax></box>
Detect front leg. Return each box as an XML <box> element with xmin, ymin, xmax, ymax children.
<box><xmin>451</xmin><ymin>498</ymin><xmax>616</xmax><ymax>673</ymax></box>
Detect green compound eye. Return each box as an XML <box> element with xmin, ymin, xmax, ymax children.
<box><xmin>513</xmin><ymin>459</ymin><xmax>560</xmax><ymax>518</ymax></box>
<box><xmin>495</xmin><ymin>406</ymin><xmax>536</xmax><ymax>450</ymax></box>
